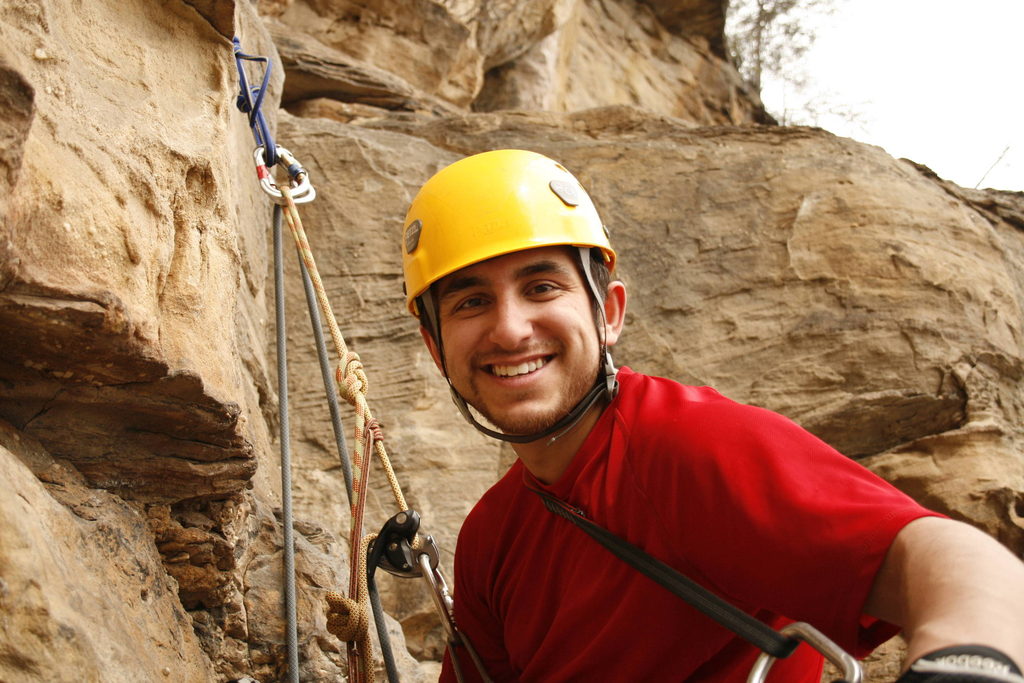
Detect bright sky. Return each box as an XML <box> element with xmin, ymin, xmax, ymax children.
<box><xmin>760</xmin><ymin>0</ymin><xmax>1023</xmax><ymax>191</ymax></box>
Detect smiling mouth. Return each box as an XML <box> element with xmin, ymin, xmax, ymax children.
<box><xmin>489</xmin><ymin>357</ymin><xmax>550</xmax><ymax>377</ymax></box>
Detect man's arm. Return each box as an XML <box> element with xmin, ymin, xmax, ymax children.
<box><xmin>864</xmin><ymin>515</ymin><xmax>1024</xmax><ymax>671</ymax></box>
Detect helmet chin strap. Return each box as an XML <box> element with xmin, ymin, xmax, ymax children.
<box><xmin>419</xmin><ymin>247</ymin><xmax>619</xmax><ymax>445</ymax></box>
<box><xmin>447</xmin><ymin>351</ymin><xmax>616</xmax><ymax>445</ymax></box>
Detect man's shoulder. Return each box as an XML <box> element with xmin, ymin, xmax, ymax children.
<box><xmin>613</xmin><ymin>367</ymin><xmax>819</xmax><ymax>459</ymax></box>
<box><xmin>615</xmin><ymin>367</ymin><xmax>748</xmax><ymax>426</ymax></box>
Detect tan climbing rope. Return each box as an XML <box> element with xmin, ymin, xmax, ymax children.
<box><xmin>277</xmin><ymin>180</ymin><xmax>412</xmax><ymax>680</ymax></box>
<box><xmin>279</xmin><ymin>183</ymin><xmax>409</xmax><ymax>513</ymax></box>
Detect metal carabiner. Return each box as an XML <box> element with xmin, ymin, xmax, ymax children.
<box><xmin>418</xmin><ymin>551</ymin><xmax>493</xmax><ymax>683</ymax></box>
<box><xmin>746</xmin><ymin>622</ymin><xmax>863</xmax><ymax>683</ymax></box>
<box><xmin>252</xmin><ymin>146</ymin><xmax>316</xmax><ymax>204</ymax></box>
<box><xmin>418</xmin><ymin>548</ymin><xmax>457</xmax><ymax>642</ymax></box>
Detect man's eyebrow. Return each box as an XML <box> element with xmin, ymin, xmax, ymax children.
<box><xmin>437</xmin><ymin>259</ymin><xmax>575</xmax><ymax>301</ymax></box>
<box><xmin>515</xmin><ymin>260</ymin><xmax>573</xmax><ymax>279</ymax></box>
<box><xmin>437</xmin><ymin>274</ymin><xmax>484</xmax><ymax>301</ymax></box>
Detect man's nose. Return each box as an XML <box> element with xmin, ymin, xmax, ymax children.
<box><xmin>487</xmin><ymin>296</ymin><xmax>534</xmax><ymax>349</ymax></box>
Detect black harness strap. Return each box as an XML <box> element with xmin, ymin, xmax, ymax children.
<box><xmin>531</xmin><ymin>488</ymin><xmax>800</xmax><ymax>659</ymax></box>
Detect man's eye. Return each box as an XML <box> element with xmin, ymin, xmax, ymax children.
<box><xmin>454</xmin><ymin>296</ymin><xmax>485</xmax><ymax>311</ymax></box>
<box><xmin>529</xmin><ymin>283</ymin><xmax>557</xmax><ymax>296</ymax></box>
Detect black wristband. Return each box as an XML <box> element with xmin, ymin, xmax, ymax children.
<box><xmin>898</xmin><ymin>645</ymin><xmax>1023</xmax><ymax>682</ymax></box>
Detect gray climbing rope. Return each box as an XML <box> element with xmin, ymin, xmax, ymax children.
<box><xmin>274</xmin><ymin>205</ymin><xmax>301</xmax><ymax>683</ymax></box>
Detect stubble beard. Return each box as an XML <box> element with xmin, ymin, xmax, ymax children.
<box><xmin>463</xmin><ymin>348</ymin><xmax>600</xmax><ymax>436</ymax></box>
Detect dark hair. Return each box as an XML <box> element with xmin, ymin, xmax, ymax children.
<box><xmin>582</xmin><ymin>247</ymin><xmax>616</xmax><ymax>329</ymax></box>
<box><xmin>587</xmin><ymin>247</ymin><xmax>614</xmax><ymax>296</ymax></box>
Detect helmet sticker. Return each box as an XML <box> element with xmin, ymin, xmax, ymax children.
<box><xmin>549</xmin><ymin>179</ymin><xmax>580</xmax><ymax>207</ymax></box>
<box><xmin>405</xmin><ymin>219</ymin><xmax>423</xmax><ymax>254</ymax></box>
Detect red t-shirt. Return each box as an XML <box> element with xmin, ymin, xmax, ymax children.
<box><xmin>441</xmin><ymin>368</ymin><xmax>937</xmax><ymax>682</ymax></box>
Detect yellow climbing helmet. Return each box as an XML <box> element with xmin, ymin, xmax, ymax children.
<box><xmin>401</xmin><ymin>149</ymin><xmax>616</xmax><ymax>315</ymax></box>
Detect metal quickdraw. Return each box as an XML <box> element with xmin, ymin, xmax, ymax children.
<box><xmin>234</xmin><ymin>37</ymin><xmax>315</xmax><ymax>204</ymax></box>
<box><xmin>746</xmin><ymin>621</ymin><xmax>863</xmax><ymax>683</ymax></box>
<box><xmin>232</xmin><ymin>37</ymin><xmax>278</xmax><ymax>168</ymax></box>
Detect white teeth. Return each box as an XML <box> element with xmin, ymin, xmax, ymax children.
<box><xmin>492</xmin><ymin>358</ymin><xmax>547</xmax><ymax>377</ymax></box>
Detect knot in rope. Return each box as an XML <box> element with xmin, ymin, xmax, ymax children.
<box><xmin>326</xmin><ymin>591</ymin><xmax>369</xmax><ymax>642</ymax></box>
<box><xmin>337</xmin><ymin>351</ymin><xmax>369</xmax><ymax>404</ymax></box>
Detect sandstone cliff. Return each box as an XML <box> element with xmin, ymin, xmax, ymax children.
<box><xmin>0</xmin><ymin>1</ymin><xmax>1020</xmax><ymax>682</ymax></box>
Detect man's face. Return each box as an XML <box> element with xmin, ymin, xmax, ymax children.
<box><xmin>427</xmin><ymin>247</ymin><xmax>604</xmax><ymax>436</ymax></box>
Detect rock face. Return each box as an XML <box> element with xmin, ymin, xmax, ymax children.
<box><xmin>0</xmin><ymin>420</ymin><xmax>215</xmax><ymax>682</ymax></box>
<box><xmin>0</xmin><ymin>0</ymin><xmax>277</xmax><ymax>503</ymax></box>
<box><xmin>265</xmin><ymin>0</ymin><xmax>766</xmax><ymax>123</ymax></box>
<box><xmin>0</xmin><ymin>0</ymin><xmax>1021</xmax><ymax>682</ymax></box>
<box><xmin>0</xmin><ymin>0</ymin><xmax>358</xmax><ymax>680</ymax></box>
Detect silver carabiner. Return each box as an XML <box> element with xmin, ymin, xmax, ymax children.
<box><xmin>747</xmin><ymin>622</ymin><xmax>863</xmax><ymax>683</ymax></box>
<box><xmin>417</xmin><ymin>547</ymin><xmax>493</xmax><ymax>683</ymax></box>
<box><xmin>252</xmin><ymin>146</ymin><xmax>316</xmax><ymax>204</ymax></box>
<box><xmin>417</xmin><ymin>542</ymin><xmax>456</xmax><ymax>641</ymax></box>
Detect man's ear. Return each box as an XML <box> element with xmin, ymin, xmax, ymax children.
<box><xmin>419</xmin><ymin>325</ymin><xmax>445</xmax><ymax>373</ymax></box>
<box><xmin>602</xmin><ymin>280</ymin><xmax>627</xmax><ymax>347</ymax></box>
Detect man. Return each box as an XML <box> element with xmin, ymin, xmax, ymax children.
<box><xmin>400</xmin><ymin>149</ymin><xmax>1024</xmax><ymax>681</ymax></box>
